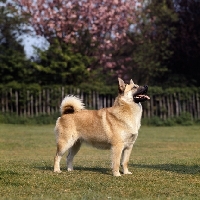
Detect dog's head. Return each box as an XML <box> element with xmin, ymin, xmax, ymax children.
<box><xmin>118</xmin><ymin>78</ymin><xmax>150</xmax><ymax>103</ymax></box>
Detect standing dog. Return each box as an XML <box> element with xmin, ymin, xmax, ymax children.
<box><xmin>54</xmin><ymin>78</ymin><xmax>150</xmax><ymax>176</ymax></box>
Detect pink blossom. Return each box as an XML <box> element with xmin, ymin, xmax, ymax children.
<box><xmin>14</xmin><ymin>0</ymin><xmax>139</xmax><ymax>74</ymax></box>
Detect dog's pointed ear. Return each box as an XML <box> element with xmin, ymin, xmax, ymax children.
<box><xmin>118</xmin><ymin>78</ymin><xmax>126</xmax><ymax>93</ymax></box>
<box><xmin>130</xmin><ymin>79</ymin><xmax>134</xmax><ymax>86</ymax></box>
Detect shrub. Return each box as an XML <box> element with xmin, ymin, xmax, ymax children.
<box><xmin>0</xmin><ymin>112</ymin><xmax>59</xmax><ymax>125</ymax></box>
<box><xmin>142</xmin><ymin>112</ymin><xmax>194</xmax><ymax>126</ymax></box>
<box><xmin>174</xmin><ymin>112</ymin><xmax>193</xmax><ymax>126</ymax></box>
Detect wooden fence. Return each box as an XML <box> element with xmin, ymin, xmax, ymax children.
<box><xmin>0</xmin><ymin>87</ymin><xmax>200</xmax><ymax>120</ymax></box>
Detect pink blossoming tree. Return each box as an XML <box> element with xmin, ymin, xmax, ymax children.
<box><xmin>14</xmin><ymin>0</ymin><xmax>140</xmax><ymax>73</ymax></box>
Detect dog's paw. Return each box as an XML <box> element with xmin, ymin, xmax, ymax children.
<box><xmin>67</xmin><ymin>168</ymin><xmax>73</xmax><ymax>171</ymax></box>
<box><xmin>113</xmin><ymin>172</ymin><xmax>121</xmax><ymax>177</ymax></box>
<box><xmin>124</xmin><ymin>171</ymin><xmax>132</xmax><ymax>175</ymax></box>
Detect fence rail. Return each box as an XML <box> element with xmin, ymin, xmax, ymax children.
<box><xmin>0</xmin><ymin>87</ymin><xmax>200</xmax><ymax>119</ymax></box>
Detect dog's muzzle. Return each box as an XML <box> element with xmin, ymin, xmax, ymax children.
<box><xmin>133</xmin><ymin>85</ymin><xmax>150</xmax><ymax>103</ymax></box>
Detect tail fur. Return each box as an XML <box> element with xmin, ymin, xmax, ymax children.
<box><xmin>60</xmin><ymin>95</ymin><xmax>85</xmax><ymax>115</ymax></box>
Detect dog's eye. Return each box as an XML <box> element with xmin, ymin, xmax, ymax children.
<box><xmin>132</xmin><ymin>86</ymin><xmax>137</xmax><ymax>89</ymax></box>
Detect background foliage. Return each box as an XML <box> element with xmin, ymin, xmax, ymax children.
<box><xmin>32</xmin><ymin>38</ymin><xmax>92</xmax><ymax>85</ymax></box>
<box><xmin>1</xmin><ymin>0</ymin><xmax>200</xmax><ymax>90</ymax></box>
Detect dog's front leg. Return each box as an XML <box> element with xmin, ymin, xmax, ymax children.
<box><xmin>121</xmin><ymin>144</ymin><xmax>133</xmax><ymax>174</ymax></box>
<box><xmin>111</xmin><ymin>144</ymin><xmax>124</xmax><ymax>176</ymax></box>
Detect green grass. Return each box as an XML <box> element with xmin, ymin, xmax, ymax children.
<box><xmin>0</xmin><ymin>124</ymin><xmax>200</xmax><ymax>200</ymax></box>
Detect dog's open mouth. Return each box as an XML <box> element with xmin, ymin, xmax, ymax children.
<box><xmin>133</xmin><ymin>85</ymin><xmax>150</xmax><ymax>103</ymax></box>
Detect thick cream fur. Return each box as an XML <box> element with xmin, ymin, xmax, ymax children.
<box><xmin>60</xmin><ymin>95</ymin><xmax>85</xmax><ymax>114</ymax></box>
<box><xmin>54</xmin><ymin>79</ymin><xmax>144</xmax><ymax>177</ymax></box>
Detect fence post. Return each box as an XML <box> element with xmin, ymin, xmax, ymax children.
<box><xmin>197</xmin><ymin>92</ymin><xmax>200</xmax><ymax>119</ymax></box>
<box><xmin>31</xmin><ymin>94</ymin><xmax>33</xmax><ymax>117</ymax></box>
<box><xmin>15</xmin><ymin>90</ymin><xmax>18</xmax><ymax>115</ymax></box>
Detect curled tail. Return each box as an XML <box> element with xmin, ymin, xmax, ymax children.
<box><xmin>60</xmin><ymin>95</ymin><xmax>85</xmax><ymax>115</ymax></box>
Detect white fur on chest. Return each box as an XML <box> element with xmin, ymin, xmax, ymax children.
<box><xmin>120</xmin><ymin>131</ymin><xmax>138</xmax><ymax>149</ymax></box>
<box><xmin>120</xmin><ymin>103</ymin><xmax>142</xmax><ymax>146</ymax></box>
<box><xmin>126</xmin><ymin>102</ymin><xmax>142</xmax><ymax>133</ymax></box>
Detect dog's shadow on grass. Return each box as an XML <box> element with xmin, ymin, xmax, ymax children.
<box><xmin>34</xmin><ymin>166</ymin><xmax>111</xmax><ymax>175</ymax></box>
<box><xmin>74</xmin><ymin>166</ymin><xmax>111</xmax><ymax>175</ymax></box>
<box><xmin>131</xmin><ymin>163</ymin><xmax>200</xmax><ymax>175</ymax></box>
<box><xmin>35</xmin><ymin>163</ymin><xmax>200</xmax><ymax>175</ymax></box>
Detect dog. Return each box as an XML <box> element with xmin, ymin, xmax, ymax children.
<box><xmin>53</xmin><ymin>78</ymin><xmax>150</xmax><ymax>176</ymax></box>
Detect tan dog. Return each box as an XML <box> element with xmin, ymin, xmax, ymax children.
<box><xmin>54</xmin><ymin>78</ymin><xmax>150</xmax><ymax>176</ymax></box>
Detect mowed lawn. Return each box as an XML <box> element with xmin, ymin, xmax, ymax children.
<box><xmin>0</xmin><ymin>124</ymin><xmax>200</xmax><ymax>200</ymax></box>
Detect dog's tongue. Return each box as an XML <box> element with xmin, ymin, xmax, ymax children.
<box><xmin>135</xmin><ymin>94</ymin><xmax>150</xmax><ymax>100</ymax></box>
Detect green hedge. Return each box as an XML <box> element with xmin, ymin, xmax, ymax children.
<box><xmin>0</xmin><ymin>111</ymin><xmax>199</xmax><ymax>126</ymax></box>
<box><xmin>0</xmin><ymin>112</ymin><xmax>59</xmax><ymax>125</ymax></box>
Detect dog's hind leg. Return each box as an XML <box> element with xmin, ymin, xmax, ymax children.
<box><xmin>121</xmin><ymin>144</ymin><xmax>133</xmax><ymax>174</ymax></box>
<box><xmin>67</xmin><ymin>139</ymin><xmax>81</xmax><ymax>171</ymax></box>
<box><xmin>54</xmin><ymin>137</ymin><xmax>77</xmax><ymax>173</ymax></box>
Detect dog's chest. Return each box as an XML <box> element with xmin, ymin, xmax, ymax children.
<box><xmin>120</xmin><ymin>103</ymin><xmax>142</xmax><ymax>142</ymax></box>
<box><xmin>121</xmin><ymin>131</ymin><xmax>138</xmax><ymax>145</ymax></box>
<box><xmin>126</xmin><ymin>103</ymin><xmax>142</xmax><ymax>130</ymax></box>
